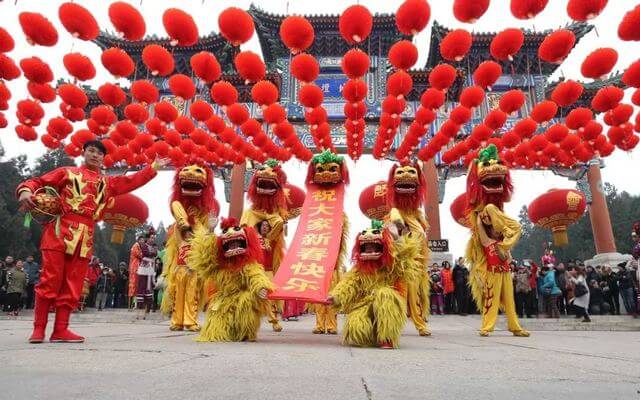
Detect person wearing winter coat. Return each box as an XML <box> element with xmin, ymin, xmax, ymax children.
<box><xmin>540</xmin><ymin>266</ymin><xmax>561</xmax><ymax>318</ymax></box>
<box><xmin>569</xmin><ymin>268</ymin><xmax>591</xmax><ymax>322</ymax></box>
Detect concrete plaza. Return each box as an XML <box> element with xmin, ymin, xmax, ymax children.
<box><xmin>1</xmin><ymin>312</ymin><xmax>639</xmax><ymax>400</ymax></box>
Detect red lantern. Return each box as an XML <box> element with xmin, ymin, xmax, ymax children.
<box><xmin>538</xmin><ymin>29</ymin><xmax>576</xmax><ymax>64</ymax></box>
<box><xmin>298</xmin><ymin>84</ymin><xmax>324</xmax><ymax>109</ymax></box>
<box><xmin>341</xmin><ymin>49</ymin><xmax>370</xmax><ymax>79</ymax></box>
<box><xmin>618</xmin><ymin>5</ymin><xmax>640</xmax><ymax>41</ymax></box>
<box><xmin>622</xmin><ymin>60</ymin><xmax>640</xmax><ymax>88</ymax></box>
<box><xmin>218</xmin><ymin>7</ymin><xmax>254</xmax><ymax>46</ymax></box>
<box><xmin>528</xmin><ymin>189</ymin><xmax>586</xmax><ymax>247</ymax></box>
<box><xmin>459</xmin><ymin>86</ymin><xmax>485</xmax><ymax>109</ymax></box>
<box><xmin>388</xmin><ymin>40</ymin><xmax>418</xmax><ymax>70</ymax></box>
<box><xmin>530</xmin><ymin>100</ymin><xmax>558</xmax><ymax>124</ymax></box>
<box><xmin>141</xmin><ymin>45</ymin><xmax>174</xmax><ymax>76</ymax></box>
<box><xmin>591</xmin><ymin>86</ymin><xmax>624</xmax><ymax>113</ymax></box>
<box><xmin>359</xmin><ymin>181</ymin><xmax>389</xmax><ymax>220</ymax></box>
<box><xmin>339</xmin><ymin>5</ymin><xmax>373</xmax><ymax>45</ymax></box>
<box><xmin>101</xmin><ymin>48</ymin><xmax>135</xmax><ymax>78</ymax></box>
<box><xmin>58</xmin><ymin>2</ymin><xmax>99</xmax><ymax>41</ymax></box>
<box><xmin>551</xmin><ymin>80</ymin><xmax>583</xmax><ymax>107</ymax></box>
<box><xmin>210</xmin><ymin>81</ymin><xmax>238</xmax><ymax>106</ymax></box>
<box><xmin>450</xmin><ymin>192</ymin><xmax>470</xmax><ymax>227</ymax></box>
<box><xmin>440</xmin><ymin>29</ymin><xmax>473</xmax><ymax>62</ymax></box>
<box><xmin>567</xmin><ymin>0</ymin><xmax>607</xmax><ymax>21</ymax></box>
<box><xmin>453</xmin><ymin>0</ymin><xmax>490</xmax><ymax>23</ymax></box>
<box><xmin>510</xmin><ymin>0</ymin><xmax>549</xmax><ymax>20</ymax></box>
<box><xmin>103</xmin><ymin>193</ymin><xmax>149</xmax><ymax>244</ymax></box>
<box><xmin>130</xmin><ymin>80</ymin><xmax>159</xmax><ymax>104</ymax></box>
<box><xmin>581</xmin><ymin>48</ymin><xmax>618</xmax><ymax>80</ymax></box>
<box><xmin>473</xmin><ymin>61</ymin><xmax>502</xmax><ymax>90</ymax></box>
<box><xmin>190</xmin><ymin>51</ymin><xmax>221</xmax><ymax>83</ymax></box>
<box><xmin>284</xmin><ymin>183</ymin><xmax>306</xmax><ymax>219</ymax></box>
<box><xmin>291</xmin><ymin>54</ymin><xmax>319</xmax><ymax>83</ymax></box>
<box><xmin>162</xmin><ymin>8</ymin><xmax>198</xmax><ymax>47</ymax></box>
<box><xmin>20</xmin><ymin>57</ymin><xmax>53</xmax><ymax>84</ymax></box>
<box><xmin>0</xmin><ymin>27</ymin><xmax>15</xmax><ymax>53</ymax></box>
<box><xmin>108</xmin><ymin>2</ymin><xmax>146</xmax><ymax>40</ymax></box>
<box><xmin>499</xmin><ymin>89</ymin><xmax>526</xmax><ymax>115</ymax></box>
<box><xmin>0</xmin><ymin>54</ymin><xmax>21</xmax><ymax>81</ymax></box>
<box><xmin>396</xmin><ymin>0</ymin><xmax>431</xmax><ymax>35</ymax></box>
<box><xmin>280</xmin><ymin>16</ymin><xmax>314</xmax><ymax>53</ymax></box>
<box><xmin>429</xmin><ymin>64</ymin><xmax>457</xmax><ymax>91</ymax></box>
<box><xmin>490</xmin><ymin>28</ymin><xmax>524</xmax><ymax>62</ymax></box>
<box><xmin>19</xmin><ymin>12</ymin><xmax>58</xmax><ymax>46</ymax></box>
<box><xmin>168</xmin><ymin>74</ymin><xmax>196</xmax><ymax>100</ymax></box>
<box><xmin>234</xmin><ymin>51</ymin><xmax>266</xmax><ymax>83</ymax></box>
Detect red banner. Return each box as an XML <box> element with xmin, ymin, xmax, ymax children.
<box><xmin>269</xmin><ymin>183</ymin><xmax>345</xmax><ymax>303</ymax></box>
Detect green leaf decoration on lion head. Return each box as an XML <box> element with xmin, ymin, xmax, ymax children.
<box><xmin>370</xmin><ymin>219</ymin><xmax>384</xmax><ymax>230</ymax></box>
<box><xmin>311</xmin><ymin>150</ymin><xmax>344</xmax><ymax>165</ymax></box>
<box><xmin>476</xmin><ymin>144</ymin><xmax>499</xmax><ymax>164</ymax></box>
<box><xmin>264</xmin><ymin>159</ymin><xmax>280</xmax><ymax>168</ymax></box>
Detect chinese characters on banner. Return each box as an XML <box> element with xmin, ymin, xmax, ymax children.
<box><xmin>269</xmin><ymin>183</ymin><xmax>345</xmax><ymax>303</ymax></box>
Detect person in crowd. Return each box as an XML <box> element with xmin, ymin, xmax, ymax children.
<box><xmin>540</xmin><ymin>265</ymin><xmax>561</xmax><ymax>318</ymax></box>
<box><xmin>555</xmin><ymin>263</ymin><xmax>569</xmax><ymax>315</ymax></box>
<box><xmin>112</xmin><ymin>262</ymin><xmax>128</xmax><ymax>308</ymax></box>
<box><xmin>452</xmin><ymin>257</ymin><xmax>469</xmax><ymax>316</ymax></box>
<box><xmin>0</xmin><ymin>259</ymin><xmax>9</xmax><ymax>310</ymax></box>
<box><xmin>94</xmin><ymin>267</ymin><xmax>113</xmax><ymax>311</ymax></box>
<box><xmin>618</xmin><ymin>263</ymin><xmax>638</xmax><ymax>317</ymax></box>
<box><xmin>601</xmin><ymin>265</ymin><xmax>620</xmax><ymax>315</ymax></box>
<box><xmin>441</xmin><ymin>261</ymin><xmax>455</xmax><ymax>314</ymax></box>
<box><xmin>526</xmin><ymin>262</ymin><xmax>538</xmax><ymax>316</ymax></box>
<box><xmin>569</xmin><ymin>267</ymin><xmax>591</xmax><ymax>322</ymax></box>
<box><xmin>5</xmin><ymin>259</ymin><xmax>27</xmax><ymax>315</ymax></box>
<box><xmin>82</xmin><ymin>258</ymin><xmax>102</xmax><ymax>311</ymax></box>
<box><xmin>128</xmin><ymin>236</ymin><xmax>145</xmax><ymax>310</ymax></box>
<box><xmin>153</xmin><ymin>257</ymin><xmax>163</xmax><ymax>312</ymax></box>
<box><xmin>23</xmin><ymin>255</ymin><xmax>40</xmax><ymax>309</ymax></box>
<box><xmin>136</xmin><ymin>230</ymin><xmax>158</xmax><ymax>319</ymax></box>
<box><xmin>514</xmin><ymin>264</ymin><xmax>533</xmax><ymax>318</ymax></box>
<box><xmin>585</xmin><ymin>265</ymin><xmax>597</xmax><ymax>284</ymax></box>
<box><xmin>588</xmin><ymin>279</ymin><xmax>609</xmax><ymax>315</ymax></box>
<box><xmin>429</xmin><ymin>264</ymin><xmax>444</xmax><ymax>315</ymax></box>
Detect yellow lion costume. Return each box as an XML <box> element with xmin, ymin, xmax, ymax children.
<box><xmin>465</xmin><ymin>145</ymin><xmax>529</xmax><ymax>337</ymax></box>
<box><xmin>160</xmin><ymin>163</ymin><xmax>218</xmax><ymax>332</ymax></box>
<box><xmin>385</xmin><ymin>163</ymin><xmax>431</xmax><ymax>336</ymax></box>
<box><xmin>329</xmin><ymin>220</ymin><xmax>422</xmax><ymax>349</ymax></box>
<box><xmin>240</xmin><ymin>159</ymin><xmax>288</xmax><ymax>332</ymax></box>
<box><xmin>189</xmin><ymin>218</ymin><xmax>274</xmax><ymax>342</ymax></box>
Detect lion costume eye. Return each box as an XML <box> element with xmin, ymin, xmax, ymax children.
<box><xmin>329</xmin><ymin>166</ymin><xmax>337</xmax><ymax>172</ymax></box>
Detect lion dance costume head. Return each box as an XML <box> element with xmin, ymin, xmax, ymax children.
<box><xmin>248</xmin><ymin>159</ymin><xmax>287</xmax><ymax>214</ymax></box>
<box><xmin>351</xmin><ymin>220</ymin><xmax>393</xmax><ymax>274</ymax></box>
<box><xmin>306</xmin><ymin>150</ymin><xmax>350</xmax><ymax>186</ymax></box>
<box><xmin>217</xmin><ymin>217</ymin><xmax>264</xmax><ymax>268</ymax></box>
<box><xmin>386</xmin><ymin>162</ymin><xmax>425</xmax><ymax>210</ymax></box>
<box><xmin>466</xmin><ymin>144</ymin><xmax>513</xmax><ymax>212</ymax></box>
<box><xmin>170</xmin><ymin>161</ymin><xmax>217</xmax><ymax>215</ymax></box>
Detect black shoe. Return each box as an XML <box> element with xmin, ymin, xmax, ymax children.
<box><xmin>582</xmin><ymin>317</ymin><xmax>591</xmax><ymax>323</ymax></box>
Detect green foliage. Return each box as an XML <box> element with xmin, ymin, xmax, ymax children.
<box><xmin>513</xmin><ymin>183</ymin><xmax>640</xmax><ymax>263</ymax></box>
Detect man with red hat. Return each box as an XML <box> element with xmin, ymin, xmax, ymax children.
<box><xmin>17</xmin><ymin>140</ymin><xmax>166</xmax><ymax>343</ymax></box>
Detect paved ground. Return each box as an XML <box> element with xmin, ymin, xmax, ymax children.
<box><xmin>1</xmin><ymin>313</ymin><xmax>639</xmax><ymax>400</ymax></box>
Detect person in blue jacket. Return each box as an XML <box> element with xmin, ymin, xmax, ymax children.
<box><xmin>540</xmin><ymin>265</ymin><xmax>561</xmax><ymax>318</ymax></box>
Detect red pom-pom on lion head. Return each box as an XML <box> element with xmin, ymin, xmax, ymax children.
<box><xmin>386</xmin><ymin>161</ymin><xmax>425</xmax><ymax>210</ymax></box>
<box><xmin>170</xmin><ymin>159</ymin><xmax>216</xmax><ymax>216</ymax></box>
<box><xmin>248</xmin><ymin>159</ymin><xmax>287</xmax><ymax>213</ymax></box>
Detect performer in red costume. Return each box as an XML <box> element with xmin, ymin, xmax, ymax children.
<box><xmin>17</xmin><ymin>140</ymin><xmax>165</xmax><ymax>343</ymax></box>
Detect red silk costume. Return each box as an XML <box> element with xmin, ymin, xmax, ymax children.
<box><xmin>17</xmin><ymin>164</ymin><xmax>157</xmax><ymax>342</ymax></box>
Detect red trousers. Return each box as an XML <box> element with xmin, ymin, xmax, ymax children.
<box><xmin>282</xmin><ymin>300</ymin><xmax>306</xmax><ymax>319</ymax></box>
<box><xmin>35</xmin><ymin>249</ymin><xmax>90</xmax><ymax>309</ymax></box>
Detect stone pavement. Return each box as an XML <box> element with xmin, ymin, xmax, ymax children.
<box><xmin>1</xmin><ymin>312</ymin><xmax>639</xmax><ymax>400</ymax></box>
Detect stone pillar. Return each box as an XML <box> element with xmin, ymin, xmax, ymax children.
<box><xmin>228</xmin><ymin>162</ymin><xmax>246</xmax><ymax>220</ymax></box>
<box><xmin>587</xmin><ymin>160</ymin><xmax>616</xmax><ymax>254</ymax></box>
<box><xmin>584</xmin><ymin>159</ymin><xmax>632</xmax><ymax>267</ymax></box>
<box><xmin>422</xmin><ymin>159</ymin><xmax>441</xmax><ymax>240</ymax></box>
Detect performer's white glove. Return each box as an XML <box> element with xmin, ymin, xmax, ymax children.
<box><xmin>258</xmin><ymin>288</ymin><xmax>268</xmax><ymax>299</ymax></box>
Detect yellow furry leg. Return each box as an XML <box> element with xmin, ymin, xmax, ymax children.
<box><xmin>373</xmin><ymin>287</ymin><xmax>407</xmax><ymax>348</ymax></box>
<box><xmin>313</xmin><ymin>304</ymin><xmax>327</xmax><ymax>334</ymax></box>
<box><xmin>343</xmin><ymin>305</ymin><xmax>375</xmax><ymax>347</ymax></box>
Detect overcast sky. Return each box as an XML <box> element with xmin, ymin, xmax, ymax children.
<box><xmin>1</xmin><ymin>0</ymin><xmax>639</xmax><ymax>259</ymax></box>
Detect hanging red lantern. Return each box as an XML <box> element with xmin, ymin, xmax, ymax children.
<box><xmin>544</xmin><ymin>123</ymin><xmax>569</xmax><ymax>143</ymax></box>
<box><xmin>395</xmin><ymin>0</ymin><xmax>430</xmax><ymax>35</ymax></box>
<box><xmin>162</xmin><ymin>8</ymin><xmax>198</xmax><ymax>47</ymax></box>
<box><xmin>510</xmin><ymin>0</ymin><xmax>549</xmax><ymax>20</ymax></box>
<box><xmin>130</xmin><ymin>80</ymin><xmax>159</xmax><ymax>104</ymax></box>
<box><xmin>499</xmin><ymin>89</ymin><xmax>526</xmax><ymax>115</ymax></box>
<box><xmin>108</xmin><ymin>2</ymin><xmax>146</xmax><ymax>40</ymax></box>
<box><xmin>0</xmin><ymin>27</ymin><xmax>15</xmax><ymax>53</ymax></box>
<box><xmin>20</xmin><ymin>57</ymin><xmax>53</xmax><ymax>84</ymax></box>
<box><xmin>388</xmin><ymin>40</ymin><xmax>419</xmax><ymax>70</ymax></box>
<box><xmin>291</xmin><ymin>53</ymin><xmax>319</xmax><ymax>83</ymax></box>
<box><xmin>103</xmin><ymin>193</ymin><xmax>149</xmax><ymax>244</ymax></box>
<box><xmin>450</xmin><ymin>106</ymin><xmax>472</xmax><ymax>125</ymax></box>
<box><xmin>538</xmin><ymin>29</ymin><xmax>576</xmax><ymax>64</ymax></box>
<box><xmin>530</xmin><ymin>100</ymin><xmax>558</xmax><ymax>124</ymax></box>
<box><xmin>473</xmin><ymin>61</ymin><xmax>502</xmax><ymax>90</ymax></box>
<box><xmin>342</xmin><ymin>79</ymin><xmax>368</xmax><ymax>102</ymax></box>
<box><xmin>339</xmin><ymin>5</ymin><xmax>373</xmax><ymax>45</ymax></box>
<box><xmin>501</xmin><ymin>131</ymin><xmax>521</xmax><ymax>148</ymax></box>
<box><xmin>283</xmin><ymin>183</ymin><xmax>306</xmax><ymax>219</ymax></box>
<box><xmin>591</xmin><ymin>86</ymin><xmax>624</xmax><ymax>113</ymax></box>
<box><xmin>551</xmin><ymin>80</ymin><xmax>583</xmax><ymax>107</ymax></box>
<box><xmin>16</xmin><ymin>124</ymin><xmax>38</xmax><ymax>142</ymax></box>
<box><xmin>453</xmin><ymin>0</ymin><xmax>490</xmax><ymax>23</ymax></box>
<box><xmin>484</xmin><ymin>109</ymin><xmax>507</xmax><ymax>130</ymax></box>
<box><xmin>387</xmin><ymin>70</ymin><xmax>413</xmax><ymax>98</ymax></box>
<box><xmin>234</xmin><ymin>51</ymin><xmax>266</xmax><ymax>83</ymax></box>
<box><xmin>17</xmin><ymin>99</ymin><xmax>44</xmax><ymax>126</ymax></box>
<box><xmin>429</xmin><ymin>63</ymin><xmax>457</xmax><ymax>91</ymax></box>
<box><xmin>27</xmin><ymin>82</ymin><xmax>56</xmax><ymax>103</ymax></box>
<box><xmin>189</xmin><ymin>100</ymin><xmax>214</xmax><ymax>122</ymax></box>
<box><xmin>124</xmin><ymin>103</ymin><xmax>149</xmax><ymax>125</ymax></box>
<box><xmin>58</xmin><ymin>2</ymin><xmax>99</xmax><ymax>41</ymax></box>
<box><xmin>153</xmin><ymin>101</ymin><xmax>179</xmax><ymax>123</ymax></box>
<box><xmin>528</xmin><ymin>189</ymin><xmax>586</xmax><ymax>246</ymax></box>
<box><xmin>168</xmin><ymin>74</ymin><xmax>196</xmax><ymax>100</ymax></box>
<box><xmin>622</xmin><ymin>60</ymin><xmax>640</xmax><ymax>88</ymax></box>
<box><xmin>440</xmin><ymin>29</ymin><xmax>473</xmax><ymax>62</ymax></box>
<box><xmin>141</xmin><ymin>45</ymin><xmax>174</xmax><ymax>76</ymax></box>
<box><xmin>19</xmin><ymin>12</ymin><xmax>58</xmax><ymax>46</ymax></box>
<box><xmin>0</xmin><ymin>54</ymin><xmax>21</xmax><ymax>81</ymax></box>
<box><xmin>263</xmin><ymin>104</ymin><xmax>286</xmax><ymax>125</ymax></box>
<box><xmin>174</xmin><ymin>116</ymin><xmax>195</xmax><ymax>135</ymax></box>
<box><xmin>218</xmin><ymin>7</ymin><xmax>254</xmax><ymax>46</ymax></box>
<box><xmin>359</xmin><ymin>181</ymin><xmax>389</xmax><ymax>220</ymax></box>
<box><xmin>567</xmin><ymin>0</ymin><xmax>608</xmax><ymax>21</ymax></box>
<box><xmin>210</xmin><ymin>81</ymin><xmax>238</xmax><ymax>107</ymax></box>
<box><xmin>190</xmin><ymin>51</ymin><xmax>221</xmax><ymax>83</ymax></box>
<box><xmin>341</xmin><ymin>49</ymin><xmax>370</xmax><ymax>79</ymax></box>
<box><xmin>280</xmin><ymin>16</ymin><xmax>314</xmax><ymax>53</ymax></box>
<box><xmin>101</xmin><ymin>48</ymin><xmax>135</xmax><ymax>78</ymax></box>
<box><xmin>459</xmin><ymin>86</ymin><xmax>485</xmax><ymax>109</ymax></box>
<box><xmin>63</xmin><ymin>53</ymin><xmax>96</xmax><ymax>81</ymax></box>
<box><xmin>618</xmin><ymin>5</ymin><xmax>640</xmax><ymax>41</ymax></box>
<box><xmin>581</xmin><ymin>48</ymin><xmax>618</xmax><ymax>80</ymax></box>
<box><xmin>560</xmin><ymin>134</ymin><xmax>581</xmax><ymax>152</ymax></box>
<box><xmin>298</xmin><ymin>84</ymin><xmax>324</xmax><ymax>109</ymax></box>
<box><xmin>47</xmin><ymin>117</ymin><xmax>73</xmax><ymax>139</ymax></box>
<box><xmin>490</xmin><ymin>28</ymin><xmax>524</xmax><ymax>61</ymax></box>
<box><xmin>90</xmin><ymin>105</ymin><xmax>117</xmax><ymax>128</ymax></box>
<box><xmin>226</xmin><ymin>103</ymin><xmax>250</xmax><ymax>126</ymax></box>
<box><xmin>514</xmin><ymin>118</ymin><xmax>538</xmax><ymax>139</ymax></box>
<box><xmin>97</xmin><ymin>83</ymin><xmax>126</xmax><ymax>107</ymax></box>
